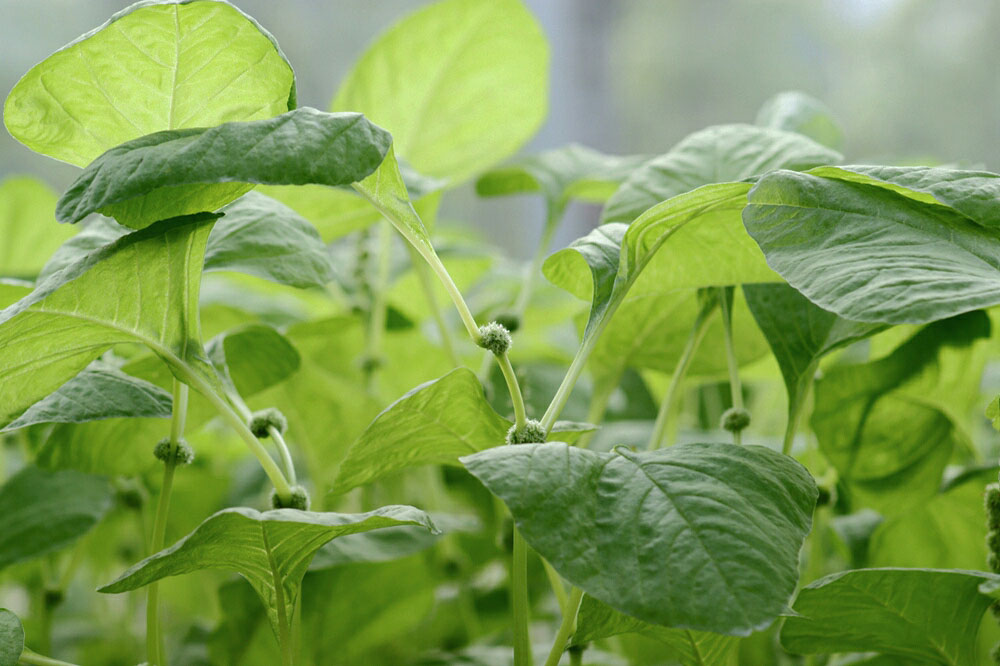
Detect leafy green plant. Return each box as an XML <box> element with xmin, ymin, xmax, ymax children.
<box><xmin>3</xmin><ymin>1</ymin><xmax>1000</xmax><ymax>665</ymax></box>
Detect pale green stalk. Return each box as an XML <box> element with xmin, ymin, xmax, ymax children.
<box><xmin>512</xmin><ymin>528</ymin><xmax>533</xmax><ymax>666</ymax></box>
<box><xmin>497</xmin><ymin>352</ymin><xmax>527</xmax><ymax>431</ymax></box>
<box><xmin>407</xmin><ymin>245</ymin><xmax>461</xmax><ymax>367</ymax></box>
<box><xmin>541</xmin><ymin>559</ymin><xmax>568</xmax><ymax>614</ymax></box>
<box><xmin>543</xmin><ymin>586</ymin><xmax>583</xmax><ymax>666</ymax></box>
<box><xmin>18</xmin><ymin>650</ymin><xmax>80</xmax><ymax>666</ymax></box>
<box><xmin>718</xmin><ymin>288</ymin><xmax>744</xmax><ymax>444</ymax></box>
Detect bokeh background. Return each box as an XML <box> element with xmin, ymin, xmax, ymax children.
<box><xmin>3</xmin><ymin>0</ymin><xmax>999</xmax><ymax>255</ymax></box>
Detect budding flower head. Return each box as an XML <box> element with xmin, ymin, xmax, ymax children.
<box><xmin>250</xmin><ymin>408</ymin><xmax>288</xmax><ymax>438</ymax></box>
<box><xmin>477</xmin><ymin>321</ymin><xmax>512</xmax><ymax>356</ymax></box>
<box><xmin>720</xmin><ymin>407</ymin><xmax>751</xmax><ymax>434</ymax></box>
<box><xmin>153</xmin><ymin>437</ymin><xmax>194</xmax><ymax>466</ymax></box>
<box><xmin>506</xmin><ymin>419</ymin><xmax>546</xmax><ymax>445</ymax></box>
<box><xmin>271</xmin><ymin>485</ymin><xmax>310</xmax><ymax>511</ymax></box>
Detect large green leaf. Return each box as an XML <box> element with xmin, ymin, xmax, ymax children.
<box><xmin>0</xmin><ymin>466</ymin><xmax>112</xmax><ymax>570</ymax></box>
<box><xmin>1</xmin><ymin>361</ymin><xmax>171</xmax><ymax>432</ymax></box>
<box><xmin>57</xmin><ymin>107</ymin><xmax>392</xmax><ymax>229</ymax></box>
<box><xmin>0</xmin><ymin>610</ymin><xmax>23</xmax><ymax>666</ymax></box>
<box><xmin>461</xmin><ymin>442</ymin><xmax>817</xmax><ymax>635</ymax></box>
<box><xmin>572</xmin><ymin>594</ymin><xmax>738</xmax><ymax>666</ymax></box>
<box><xmin>0</xmin><ymin>177</ymin><xmax>74</xmax><ymax>279</ymax></box>
<box><xmin>207</xmin><ymin>324</ymin><xmax>300</xmax><ymax>399</ymax></box>
<box><xmin>780</xmin><ymin>568</ymin><xmax>999</xmax><ymax>664</ymax></box>
<box><xmin>332</xmin><ymin>368</ymin><xmax>509</xmax><ymax>494</ymax></box>
<box><xmin>602</xmin><ymin>124</ymin><xmax>840</xmax><ymax>226</ymax></box>
<box><xmin>100</xmin><ymin>505</ymin><xmax>436</xmax><ymax>636</ymax></box>
<box><xmin>4</xmin><ymin>0</ymin><xmax>296</xmax><ymax>167</ymax></box>
<box><xmin>755</xmin><ymin>91</ymin><xmax>843</xmax><ymax>149</ymax></box>
<box><xmin>0</xmin><ymin>213</ymin><xmax>217</xmax><ymax>427</ymax></box>
<box><xmin>743</xmin><ymin>169</ymin><xmax>1000</xmax><ymax>324</ymax></box>
<box><xmin>332</xmin><ymin>0</ymin><xmax>548</xmax><ymax>184</ymax></box>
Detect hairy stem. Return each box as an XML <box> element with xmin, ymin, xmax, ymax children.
<box><xmin>718</xmin><ymin>287</ymin><xmax>744</xmax><ymax>444</ymax></box>
<box><xmin>512</xmin><ymin>528</ymin><xmax>533</xmax><ymax>666</ymax></box>
<box><xmin>497</xmin><ymin>352</ymin><xmax>527</xmax><ymax>431</ymax></box>
<box><xmin>543</xmin><ymin>586</ymin><xmax>584</xmax><ymax>666</ymax></box>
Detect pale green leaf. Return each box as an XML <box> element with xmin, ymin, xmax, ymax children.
<box><xmin>744</xmin><ymin>169</ymin><xmax>1000</xmax><ymax>324</ymax></box>
<box><xmin>0</xmin><ymin>466</ymin><xmax>111</xmax><ymax>570</ymax></box>
<box><xmin>602</xmin><ymin>124</ymin><xmax>840</xmax><ymax>226</ymax></box>
<box><xmin>0</xmin><ymin>281</ymin><xmax>32</xmax><ymax>309</ymax></box>
<box><xmin>333</xmin><ymin>368</ymin><xmax>509</xmax><ymax>494</ymax></box>
<box><xmin>37</xmin><ymin>217</ymin><xmax>129</xmax><ymax>282</ymax></box>
<box><xmin>0</xmin><ymin>213</ymin><xmax>217</xmax><ymax>427</ymax></box>
<box><xmin>0</xmin><ymin>609</ymin><xmax>23</xmax><ymax>666</ymax></box>
<box><xmin>780</xmin><ymin>568</ymin><xmax>999</xmax><ymax>665</ymax></box>
<box><xmin>461</xmin><ymin>442</ymin><xmax>817</xmax><ymax>635</ymax></box>
<box><xmin>0</xmin><ymin>176</ymin><xmax>74</xmax><ymax>279</ymax></box>
<box><xmin>100</xmin><ymin>505</ymin><xmax>436</xmax><ymax>637</ymax></box>
<box><xmin>4</xmin><ymin>0</ymin><xmax>295</xmax><ymax>167</ymax></box>
<box><xmin>57</xmin><ymin>107</ymin><xmax>391</xmax><ymax>229</ymax></box>
<box><xmin>572</xmin><ymin>594</ymin><xmax>738</xmax><ymax>666</ymax></box>
<box><xmin>755</xmin><ymin>91</ymin><xmax>843</xmax><ymax>149</ymax></box>
<box><xmin>1</xmin><ymin>361</ymin><xmax>171</xmax><ymax>432</ymax></box>
<box><xmin>332</xmin><ymin>0</ymin><xmax>548</xmax><ymax>183</ymax></box>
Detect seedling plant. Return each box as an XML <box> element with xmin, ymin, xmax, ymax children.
<box><xmin>2</xmin><ymin>1</ymin><xmax>1000</xmax><ymax>665</ymax></box>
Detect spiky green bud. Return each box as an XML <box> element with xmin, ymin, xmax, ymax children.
<box><xmin>250</xmin><ymin>408</ymin><xmax>288</xmax><ymax>438</ymax></box>
<box><xmin>506</xmin><ymin>419</ymin><xmax>546</xmax><ymax>445</ymax></box>
<box><xmin>477</xmin><ymin>321</ymin><xmax>512</xmax><ymax>356</ymax></box>
<box><xmin>153</xmin><ymin>438</ymin><xmax>194</xmax><ymax>466</ymax></box>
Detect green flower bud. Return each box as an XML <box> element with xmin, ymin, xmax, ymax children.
<box><xmin>506</xmin><ymin>419</ymin><xmax>546</xmax><ymax>445</ymax></box>
<box><xmin>250</xmin><ymin>408</ymin><xmax>288</xmax><ymax>438</ymax></box>
<box><xmin>153</xmin><ymin>438</ymin><xmax>194</xmax><ymax>466</ymax></box>
<box><xmin>271</xmin><ymin>485</ymin><xmax>310</xmax><ymax>511</ymax></box>
<box><xmin>477</xmin><ymin>321</ymin><xmax>512</xmax><ymax>356</ymax></box>
<box><xmin>720</xmin><ymin>407</ymin><xmax>751</xmax><ymax>433</ymax></box>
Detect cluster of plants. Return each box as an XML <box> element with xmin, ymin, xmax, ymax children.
<box><xmin>3</xmin><ymin>0</ymin><xmax>1000</xmax><ymax>664</ymax></box>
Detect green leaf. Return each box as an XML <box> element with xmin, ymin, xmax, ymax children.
<box><xmin>0</xmin><ymin>466</ymin><xmax>112</xmax><ymax>570</ymax></box>
<box><xmin>780</xmin><ymin>568</ymin><xmax>999</xmax><ymax>664</ymax></box>
<box><xmin>99</xmin><ymin>505</ymin><xmax>437</xmax><ymax>637</ymax></box>
<box><xmin>0</xmin><ymin>176</ymin><xmax>74</xmax><ymax>279</ymax></box>
<box><xmin>207</xmin><ymin>324</ymin><xmax>300</xmax><ymax>399</ymax></box>
<box><xmin>4</xmin><ymin>0</ymin><xmax>296</xmax><ymax>167</ymax></box>
<box><xmin>353</xmin><ymin>146</ymin><xmax>433</xmax><ymax>251</ymax></box>
<box><xmin>332</xmin><ymin>0</ymin><xmax>548</xmax><ymax>183</ymax></box>
<box><xmin>205</xmin><ymin>192</ymin><xmax>334</xmax><ymax>288</ymax></box>
<box><xmin>37</xmin><ymin>217</ymin><xmax>128</xmax><ymax>283</ymax></box>
<box><xmin>461</xmin><ymin>441</ymin><xmax>817</xmax><ymax>635</ymax></box>
<box><xmin>475</xmin><ymin>144</ymin><xmax>649</xmax><ymax>211</ymax></box>
<box><xmin>0</xmin><ymin>213</ymin><xmax>217</xmax><ymax>427</ymax></box>
<box><xmin>57</xmin><ymin>107</ymin><xmax>392</xmax><ymax>229</ymax></box>
<box><xmin>755</xmin><ymin>91</ymin><xmax>843</xmax><ymax>149</ymax></box>
<box><xmin>0</xmin><ymin>281</ymin><xmax>32</xmax><ymax>309</ymax></box>
<box><xmin>1</xmin><ymin>361</ymin><xmax>172</xmax><ymax>432</ymax></box>
<box><xmin>602</xmin><ymin>124</ymin><xmax>840</xmax><ymax>226</ymax></box>
<box><xmin>743</xmin><ymin>169</ymin><xmax>1000</xmax><ymax>324</ymax></box>
<box><xmin>572</xmin><ymin>594</ymin><xmax>738</xmax><ymax>666</ymax></box>
<box><xmin>0</xmin><ymin>609</ymin><xmax>23</xmax><ymax>666</ymax></box>
<box><xmin>333</xmin><ymin>368</ymin><xmax>509</xmax><ymax>494</ymax></box>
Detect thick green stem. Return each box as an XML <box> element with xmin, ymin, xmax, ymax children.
<box><xmin>543</xmin><ymin>586</ymin><xmax>584</xmax><ymax>666</ymax></box>
<box><xmin>18</xmin><ymin>650</ymin><xmax>80</xmax><ymax>666</ymax></box>
<box><xmin>407</xmin><ymin>245</ymin><xmax>461</xmax><ymax>368</ymax></box>
<box><xmin>718</xmin><ymin>287</ymin><xmax>744</xmax><ymax>445</ymax></box>
<box><xmin>649</xmin><ymin>300</ymin><xmax>716</xmax><ymax>450</ymax></box>
<box><xmin>497</xmin><ymin>352</ymin><xmax>527</xmax><ymax>432</ymax></box>
<box><xmin>146</xmin><ymin>381</ymin><xmax>188</xmax><ymax>666</ymax></box>
<box><xmin>512</xmin><ymin>528</ymin><xmax>533</xmax><ymax>666</ymax></box>
<box><xmin>569</xmin><ymin>647</ymin><xmax>584</xmax><ymax>666</ymax></box>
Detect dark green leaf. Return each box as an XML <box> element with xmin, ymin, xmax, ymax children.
<box><xmin>4</xmin><ymin>0</ymin><xmax>296</xmax><ymax>167</ymax></box>
<box><xmin>755</xmin><ymin>91</ymin><xmax>843</xmax><ymax>149</ymax></box>
<box><xmin>0</xmin><ymin>609</ymin><xmax>23</xmax><ymax>666</ymax></box>
<box><xmin>57</xmin><ymin>107</ymin><xmax>391</xmax><ymax>229</ymax></box>
<box><xmin>462</xmin><ymin>442</ymin><xmax>817</xmax><ymax>635</ymax></box>
<box><xmin>0</xmin><ymin>466</ymin><xmax>111</xmax><ymax>570</ymax></box>
<box><xmin>780</xmin><ymin>568</ymin><xmax>999</xmax><ymax>664</ymax></box>
<box><xmin>332</xmin><ymin>368</ymin><xmax>509</xmax><ymax>494</ymax></box>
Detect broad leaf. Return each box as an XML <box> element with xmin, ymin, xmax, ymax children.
<box><xmin>0</xmin><ymin>609</ymin><xmax>22</xmax><ymax>666</ymax></box>
<box><xmin>205</xmin><ymin>192</ymin><xmax>334</xmax><ymax>288</ymax></box>
<box><xmin>780</xmin><ymin>568</ymin><xmax>999</xmax><ymax>665</ymax></box>
<box><xmin>462</xmin><ymin>442</ymin><xmax>817</xmax><ymax>635</ymax></box>
<box><xmin>0</xmin><ymin>466</ymin><xmax>112</xmax><ymax>570</ymax></box>
<box><xmin>332</xmin><ymin>0</ymin><xmax>548</xmax><ymax>183</ymax></box>
<box><xmin>0</xmin><ymin>213</ymin><xmax>217</xmax><ymax>427</ymax></box>
<box><xmin>207</xmin><ymin>324</ymin><xmax>300</xmax><ymax>399</ymax></box>
<box><xmin>572</xmin><ymin>594</ymin><xmax>738</xmax><ymax>666</ymax></box>
<box><xmin>0</xmin><ymin>281</ymin><xmax>31</xmax><ymax>309</ymax></box>
<box><xmin>1</xmin><ymin>361</ymin><xmax>171</xmax><ymax>432</ymax></box>
<box><xmin>37</xmin><ymin>217</ymin><xmax>129</xmax><ymax>282</ymax></box>
<box><xmin>100</xmin><ymin>505</ymin><xmax>437</xmax><ymax>637</ymax></box>
<box><xmin>57</xmin><ymin>107</ymin><xmax>392</xmax><ymax>229</ymax></box>
<box><xmin>4</xmin><ymin>0</ymin><xmax>296</xmax><ymax>167</ymax></box>
<box><xmin>744</xmin><ymin>169</ymin><xmax>1000</xmax><ymax>324</ymax></box>
<box><xmin>333</xmin><ymin>368</ymin><xmax>509</xmax><ymax>494</ymax></box>
<box><xmin>755</xmin><ymin>91</ymin><xmax>843</xmax><ymax>149</ymax></box>
<box><xmin>602</xmin><ymin>124</ymin><xmax>840</xmax><ymax>226</ymax></box>
<box><xmin>0</xmin><ymin>177</ymin><xmax>73</xmax><ymax>279</ymax></box>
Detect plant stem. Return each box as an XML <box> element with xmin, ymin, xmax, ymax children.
<box><xmin>268</xmin><ymin>426</ymin><xmax>298</xmax><ymax>486</ymax></box>
<box><xmin>782</xmin><ymin>373</ymin><xmax>814</xmax><ymax>456</ymax></box>
<box><xmin>497</xmin><ymin>352</ymin><xmax>527</xmax><ymax>431</ymax></box>
<box><xmin>649</xmin><ymin>299</ymin><xmax>716</xmax><ymax>450</ymax></box>
<box><xmin>543</xmin><ymin>586</ymin><xmax>583</xmax><ymax>666</ymax></box>
<box><xmin>146</xmin><ymin>380</ymin><xmax>188</xmax><ymax>666</ymax></box>
<box><xmin>512</xmin><ymin>528</ymin><xmax>533</xmax><ymax>666</ymax></box>
<box><xmin>18</xmin><ymin>649</ymin><xmax>80</xmax><ymax>666</ymax></box>
<box><xmin>569</xmin><ymin>647</ymin><xmax>583</xmax><ymax>666</ymax></box>
<box><xmin>718</xmin><ymin>287</ymin><xmax>744</xmax><ymax>445</ymax></box>
<box><xmin>541</xmin><ymin>559</ymin><xmax>568</xmax><ymax>615</ymax></box>
<box><xmin>408</xmin><ymin>244</ymin><xmax>461</xmax><ymax>368</ymax></box>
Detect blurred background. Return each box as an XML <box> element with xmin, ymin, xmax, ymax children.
<box><xmin>3</xmin><ymin>0</ymin><xmax>999</xmax><ymax>256</ymax></box>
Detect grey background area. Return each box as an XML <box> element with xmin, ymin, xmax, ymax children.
<box><xmin>2</xmin><ymin>0</ymin><xmax>998</xmax><ymax>257</ymax></box>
